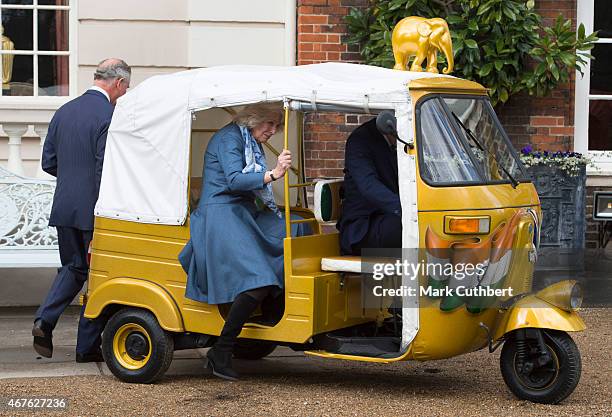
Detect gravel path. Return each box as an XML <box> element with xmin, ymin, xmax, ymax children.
<box><xmin>1</xmin><ymin>308</ymin><xmax>610</xmax><ymax>416</ymax></box>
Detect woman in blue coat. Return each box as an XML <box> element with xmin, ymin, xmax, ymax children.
<box><xmin>179</xmin><ymin>103</ymin><xmax>307</xmax><ymax>381</ymax></box>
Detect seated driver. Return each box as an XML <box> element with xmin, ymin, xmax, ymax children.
<box><xmin>336</xmin><ymin>117</ymin><xmax>402</xmax><ymax>255</ymax></box>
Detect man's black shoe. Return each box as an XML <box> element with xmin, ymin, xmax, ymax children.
<box><xmin>32</xmin><ymin>319</ymin><xmax>53</xmax><ymax>358</ymax></box>
<box><xmin>76</xmin><ymin>350</ymin><xmax>104</xmax><ymax>363</ymax></box>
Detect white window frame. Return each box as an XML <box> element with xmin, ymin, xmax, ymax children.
<box><xmin>575</xmin><ymin>0</ymin><xmax>612</xmax><ymax>175</ymax></box>
<box><xmin>0</xmin><ymin>0</ymin><xmax>78</xmax><ymax>103</ymax></box>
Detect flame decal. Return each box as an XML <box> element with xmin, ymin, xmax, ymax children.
<box><xmin>424</xmin><ymin>210</ymin><xmax>527</xmax><ymax>312</ymax></box>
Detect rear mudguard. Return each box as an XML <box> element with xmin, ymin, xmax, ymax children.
<box><xmin>494</xmin><ymin>294</ymin><xmax>585</xmax><ymax>341</ymax></box>
<box><xmin>84</xmin><ymin>277</ymin><xmax>184</xmax><ymax>332</ymax></box>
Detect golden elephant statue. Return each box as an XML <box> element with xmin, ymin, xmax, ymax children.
<box><xmin>392</xmin><ymin>16</ymin><xmax>454</xmax><ymax>74</ymax></box>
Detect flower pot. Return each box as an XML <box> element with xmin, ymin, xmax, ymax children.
<box><xmin>526</xmin><ymin>164</ymin><xmax>586</xmax><ymax>287</ymax></box>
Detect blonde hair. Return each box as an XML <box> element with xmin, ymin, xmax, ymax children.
<box><xmin>233</xmin><ymin>103</ymin><xmax>284</xmax><ymax>130</ymax></box>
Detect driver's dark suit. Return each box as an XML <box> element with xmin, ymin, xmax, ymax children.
<box><xmin>337</xmin><ymin>118</ymin><xmax>402</xmax><ymax>255</ymax></box>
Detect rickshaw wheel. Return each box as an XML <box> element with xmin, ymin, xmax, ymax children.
<box><xmin>102</xmin><ymin>308</ymin><xmax>174</xmax><ymax>384</ymax></box>
<box><xmin>500</xmin><ymin>330</ymin><xmax>581</xmax><ymax>404</ymax></box>
<box><xmin>233</xmin><ymin>339</ymin><xmax>277</xmax><ymax>360</ymax></box>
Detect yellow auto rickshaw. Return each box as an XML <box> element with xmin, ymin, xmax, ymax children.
<box><xmin>84</xmin><ymin>49</ymin><xmax>585</xmax><ymax>404</ymax></box>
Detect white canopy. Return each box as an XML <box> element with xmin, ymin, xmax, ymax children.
<box><xmin>95</xmin><ymin>63</ymin><xmax>449</xmax><ymax>225</ymax></box>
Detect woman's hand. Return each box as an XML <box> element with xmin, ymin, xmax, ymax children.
<box><xmin>273</xmin><ymin>149</ymin><xmax>292</xmax><ymax>179</ymax></box>
<box><xmin>264</xmin><ymin>149</ymin><xmax>291</xmax><ymax>184</ymax></box>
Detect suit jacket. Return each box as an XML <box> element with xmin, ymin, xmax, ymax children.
<box><xmin>337</xmin><ymin>118</ymin><xmax>401</xmax><ymax>254</ymax></box>
<box><xmin>42</xmin><ymin>90</ymin><xmax>113</xmax><ymax>230</ymax></box>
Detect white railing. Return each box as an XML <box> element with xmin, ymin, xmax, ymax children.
<box><xmin>0</xmin><ymin>121</ymin><xmax>59</xmax><ymax>267</ymax></box>
<box><xmin>3</xmin><ymin>123</ymin><xmax>53</xmax><ymax>180</ymax></box>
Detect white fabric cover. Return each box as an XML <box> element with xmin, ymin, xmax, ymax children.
<box><xmin>95</xmin><ymin>63</ymin><xmax>447</xmax><ymax>225</ymax></box>
<box><xmin>395</xmin><ymin>102</ymin><xmax>420</xmax><ymax>350</ymax></box>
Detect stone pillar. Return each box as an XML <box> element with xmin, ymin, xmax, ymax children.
<box><xmin>2</xmin><ymin>123</ymin><xmax>28</xmax><ymax>177</ymax></box>
<box><xmin>34</xmin><ymin>124</ymin><xmax>53</xmax><ymax>180</ymax></box>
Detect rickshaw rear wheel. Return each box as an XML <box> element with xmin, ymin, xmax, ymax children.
<box><xmin>102</xmin><ymin>308</ymin><xmax>174</xmax><ymax>384</ymax></box>
<box><xmin>500</xmin><ymin>329</ymin><xmax>581</xmax><ymax>404</ymax></box>
<box><xmin>233</xmin><ymin>339</ymin><xmax>277</xmax><ymax>360</ymax></box>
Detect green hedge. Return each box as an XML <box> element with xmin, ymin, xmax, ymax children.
<box><xmin>346</xmin><ymin>0</ymin><xmax>597</xmax><ymax>105</ymax></box>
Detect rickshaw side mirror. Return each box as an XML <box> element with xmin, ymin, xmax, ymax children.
<box><xmin>376</xmin><ymin>110</ymin><xmax>397</xmax><ymax>136</ymax></box>
<box><xmin>376</xmin><ymin>110</ymin><xmax>413</xmax><ymax>149</ymax></box>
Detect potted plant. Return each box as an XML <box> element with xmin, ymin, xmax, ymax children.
<box><xmin>520</xmin><ymin>145</ymin><xmax>590</xmax><ymax>250</ymax></box>
<box><xmin>519</xmin><ymin>145</ymin><xmax>593</xmax><ymax>286</ymax></box>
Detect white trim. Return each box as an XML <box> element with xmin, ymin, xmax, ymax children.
<box><xmin>0</xmin><ymin>250</ymin><xmax>60</xmax><ymax>268</ymax></box>
<box><xmin>33</xmin><ymin>1</ymin><xmax>38</xmax><ymax>98</ymax></box>
<box><xmin>69</xmin><ymin>0</ymin><xmax>77</xmax><ymax>97</ymax></box>
<box><xmin>0</xmin><ymin>4</ymin><xmax>70</xmax><ymax>10</ymax></box>
<box><xmin>587</xmin><ymin>174</ymin><xmax>612</xmax><ymax>186</ymax></box>
<box><xmin>574</xmin><ymin>0</ymin><xmax>592</xmax><ymax>156</ymax></box>
<box><xmin>0</xmin><ymin>50</ymin><xmax>70</xmax><ymax>56</ymax></box>
<box><xmin>575</xmin><ymin>0</ymin><xmax>612</xmax><ymax>175</ymax></box>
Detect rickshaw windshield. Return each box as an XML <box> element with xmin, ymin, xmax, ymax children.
<box><xmin>417</xmin><ymin>95</ymin><xmax>528</xmax><ymax>186</ymax></box>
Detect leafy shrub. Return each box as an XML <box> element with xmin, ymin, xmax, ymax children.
<box><xmin>346</xmin><ymin>0</ymin><xmax>597</xmax><ymax>105</ymax></box>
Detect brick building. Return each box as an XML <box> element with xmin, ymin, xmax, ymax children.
<box><xmin>296</xmin><ymin>0</ymin><xmax>612</xmax><ymax>248</ymax></box>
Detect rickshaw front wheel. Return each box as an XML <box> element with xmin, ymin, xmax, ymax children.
<box><xmin>233</xmin><ymin>339</ymin><xmax>277</xmax><ymax>360</ymax></box>
<box><xmin>102</xmin><ymin>308</ymin><xmax>174</xmax><ymax>384</ymax></box>
<box><xmin>500</xmin><ymin>329</ymin><xmax>581</xmax><ymax>404</ymax></box>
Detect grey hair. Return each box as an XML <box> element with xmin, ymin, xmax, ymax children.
<box><xmin>94</xmin><ymin>58</ymin><xmax>131</xmax><ymax>82</ymax></box>
<box><xmin>233</xmin><ymin>103</ymin><xmax>284</xmax><ymax>130</ymax></box>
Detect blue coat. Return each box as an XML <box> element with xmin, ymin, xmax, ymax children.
<box><xmin>42</xmin><ymin>90</ymin><xmax>113</xmax><ymax>231</ymax></box>
<box><xmin>179</xmin><ymin>123</ymin><xmax>308</xmax><ymax>305</ymax></box>
<box><xmin>336</xmin><ymin>119</ymin><xmax>401</xmax><ymax>254</ymax></box>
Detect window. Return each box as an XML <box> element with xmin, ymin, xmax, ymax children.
<box><xmin>0</xmin><ymin>0</ymin><xmax>71</xmax><ymax>97</ymax></box>
<box><xmin>575</xmin><ymin>0</ymin><xmax>612</xmax><ymax>173</ymax></box>
<box><xmin>417</xmin><ymin>95</ymin><xmax>527</xmax><ymax>186</ymax></box>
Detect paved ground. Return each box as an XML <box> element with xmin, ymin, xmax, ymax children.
<box><xmin>0</xmin><ymin>307</ymin><xmax>610</xmax><ymax>416</ymax></box>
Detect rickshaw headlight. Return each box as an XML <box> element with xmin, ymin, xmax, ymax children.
<box><xmin>536</xmin><ymin>280</ymin><xmax>582</xmax><ymax>312</ymax></box>
<box><xmin>570</xmin><ymin>283</ymin><xmax>583</xmax><ymax>310</ymax></box>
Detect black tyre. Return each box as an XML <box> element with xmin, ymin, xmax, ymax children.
<box><xmin>500</xmin><ymin>329</ymin><xmax>581</xmax><ymax>404</ymax></box>
<box><xmin>233</xmin><ymin>339</ymin><xmax>277</xmax><ymax>360</ymax></box>
<box><xmin>102</xmin><ymin>308</ymin><xmax>174</xmax><ymax>383</ymax></box>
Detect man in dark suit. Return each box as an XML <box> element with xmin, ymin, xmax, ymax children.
<box><xmin>32</xmin><ymin>58</ymin><xmax>131</xmax><ymax>362</ymax></box>
<box><xmin>337</xmin><ymin>118</ymin><xmax>402</xmax><ymax>255</ymax></box>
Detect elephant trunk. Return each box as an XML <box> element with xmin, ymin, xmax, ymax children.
<box><xmin>440</xmin><ymin>34</ymin><xmax>454</xmax><ymax>74</ymax></box>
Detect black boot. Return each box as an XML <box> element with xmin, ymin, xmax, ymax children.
<box><xmin>259</xmin><ymin>291</ymin><xmax>284</xmax><ymax>325</ymax></box>
<box><xmin>32</xmin><ymin>319</ymin><xmax>53</xmax><ymax>358</ymax></box>
<box><xmin>206</xmin><ymin>293</ymin><xmax>260</xmax><ymax>381</ymax></box>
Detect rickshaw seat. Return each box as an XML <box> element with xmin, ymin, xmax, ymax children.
<box><xmin>321</xmin><ymin>255</ymin><xmax>395</xmax><ymax>274</ymax></box>
<box><xmin>321</xmin><ymin>256</ymin><xmax>362</xmax><ymax>273</ymax></box>
<box><xmin>315</xmin><ymin>179</ymin><xmax>367</xmax><ymax>273</ymax></box>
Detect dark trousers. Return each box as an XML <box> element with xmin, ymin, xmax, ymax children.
<box><xmin>35</xmin><ymin>227</ymin><xmax>104</xmax><ymax>355</ymax></box>
<box><xmin>352</xmin><ymin>213</ymin><xmax>402</xmax><ymax>255</ymax></box>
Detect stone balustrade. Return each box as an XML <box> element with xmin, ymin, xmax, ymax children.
<box><xmin>2</xmin><ymin>123</ymin><xmax>54</xmax><ymax>180</ymax></box>
<box><xmin>0</xmin><ymin>106</ymin><xmax>62</xmax><ymax>266</ymax></box>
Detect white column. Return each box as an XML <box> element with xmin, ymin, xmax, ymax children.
<box><xmin>34</xmin><ymin>124</ymin><xmax>53</xmax><ymax>180</ymax></box>
<box><xmin>2</xmin><ymin>123</ymin><xmax>28</xmax><ymax>177</ymax></box>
